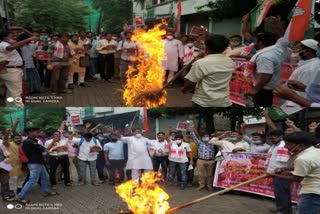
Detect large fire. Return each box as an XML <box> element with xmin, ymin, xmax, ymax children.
<box><xmin>115</xmin><ymin>171</ymin><xmax>170</xmax><ymax>214</ymax></box>
<box><xmin>123</xmin><ymin>21</ymin><xmax>168</xmax><ymax>107</ymax></box>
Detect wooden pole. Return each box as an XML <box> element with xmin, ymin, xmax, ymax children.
<box><xmin>166</xmin><ymin>174</ymin><xmax>268</xmax><ymax>214</ymax></box>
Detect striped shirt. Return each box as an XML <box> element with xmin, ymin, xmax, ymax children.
<box><xmin>190</xmin><ymin>131</ymin><xmax>215</xmax><ymax>160</ymax></box>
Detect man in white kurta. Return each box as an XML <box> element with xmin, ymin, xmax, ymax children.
<box><xmin>162</xmin><ymin>32</ymin><xmax>184</xmax><ymax>84</ymax></box>
<box><xmin>120</xmin><ymin>129</ymin><xmax>153</xmax><ymax>183</ymax></box>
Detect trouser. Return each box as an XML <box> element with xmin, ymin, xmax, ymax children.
<box><xmin>37</xmin><ymin>60</ymin><xmax>46</xmax><ymax>86</ymax></box>
<box><xmin>131</xmin><ymin>169</ymin><xmax>152</xmax><ymax>183</ymax></box>
<box><xmin>10</xmin><ymin>175</ymin><xmax>28</xmax><ymax>192</ymax></box>
<box><xmin>18</xmin><ymin>164</ymin><xmax>50</xmax><ymax>199</ymax></box>
<box><xmin>187</xmin><ymin>158</ymin><xmax>198</xmax><ymax>184</ymax></box>
<box><xmin>96</xmin><ymin>158</ymin><xmax>106</xmax><ymax>181</ymax></box>
<box><xmin>152</xmin><ymin>156</ymin><xmax>168</xmax><ymax>178</ymax></box>
<box><xmin>272</xmin><ymin>177</ymin><xmax>292</xmax><ymax>214</ymax></box>
<box><xmin>25</xmin><ymin>67</ymin><xmax>41</xmax><ymax>94</ymax></box>
<box><xmin>197</xmin><ymin>159</ymin><xmax>215</xmax><ymax>188</ymax></box>
<box><xmin>0</xmin><ymin>169</ymin><xmax>10</xmax><ymax>198</ymax></box>
<box><xmin>98</xmin><ymin>54</ymin><xmax>115</xmax><ymax>80</ymax></box>
<box><xmin>89</xmin><ymin>57</ymin><xmax>98</xmax><ymax>76</ymax></box>
<box><xmin>120</xmin><ymin>59</ymin><xmax>130</xmax><ymax>81</ymax></box>
<box><xmin>108</xmin><ymin>159</ymin><xmax>125</xmax><ymax>183</ymax></box>
<box><xmin>114</xmin><ymin>57</ymin><xmax>121</xmax><ymax>79</ymax></box>
<box><xmin>167</xmin><ymin>70</ymin><xmax>176</xmax><ymax>84</ymax></box>
<box><xmin>253</xmin><ymin>88</ymin><xmax>274</xmax><ymax>107</ymax></box>
<box><xmin>69</xmin><ymin>156</ymin><xmax>80</xmax><ymax>180</ymax></box>
<box><xmin>297</xmin><ymin>193</ymin><xmax>320</xmax><ymax>214</ymax></box>
<box><xmin>48</xmin><ymin>155</ymin><xmax>70</xmax><ymax>186</ymax></box>
<box><xmin>68</xmin><ymin>71</ymin><xmax>85</xmax><ymax>84</ymax></box>
<box><xmin>78</xmin><ymin>159</ymin><xmax>97</xmax><ymax>183</ymax></box>
<box><xmin>168</xmin><ymin>161</ymin><xmax>188</xmax><ymax>186</ymax></box>
<box><xmin>51</xmin><ymin>65</ymin><xmax>69</xmax><ymax>93</ymax></box>
<box><xmin>0</xmin><ymin>68</ymin><xmax>24</xmax><ymax>107</ymax></box>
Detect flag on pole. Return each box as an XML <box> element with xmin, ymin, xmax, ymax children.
<box><xmin>137</xmin><ymin>107</ymin><xmax>149</xmax><ymax>132</ymax></box>
<box><xmin>250</xmin><ymin>0</ymin><xmax>275</xmax><ymax>32</ymax></box>
<box><xmin>284</xmin><ymin>0</ymin><xmax>314</xmax><ymax>42</ymax></box>
<box><xmin>174</xmin><ymin>0</ymin><xmax>182</xmax><ymax>33</ymax></box>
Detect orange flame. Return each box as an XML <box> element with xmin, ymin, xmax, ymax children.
<box><xmin>123</xmin><ymin>22</ymin><xmax>168</xmax><ymax>107</ymax></box>
<box><xmin>116</xmin><ymin>171</ymin><xmax>170</xmax><ymax>214</ymax></box>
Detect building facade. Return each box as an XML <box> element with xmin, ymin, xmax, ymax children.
<box><xmin>133</xmin><ymin>0</ymin><xmax>242</xmax><ymax>37</ymax></box>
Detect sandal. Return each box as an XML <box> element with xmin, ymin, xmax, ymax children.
<box><xmin>3</xmin><ymin>196</ymin><xmax>15</xmax><ymax>202</ymax></box>
<box><xmin>15</xmin><ymin>198</ymin><xmax>31</xmax><ymax>205</ymax></box>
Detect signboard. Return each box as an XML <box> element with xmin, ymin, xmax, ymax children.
<box><xmin>213</xmin><ymin>152</ymin><xmax>300</xmax><ymax>202</ymax></box>
<box><xmin>229</xmin><ymin>58</ymin><xmax>298</xmax><ymax>106</ymax></box>
<box><xmin>176</xmin><ymin>121</ymin><xmax>189</xmax><ymax>131</ymax></box>
<box><xmin>189</xmin><ymin>26</ymin><xmax>208</xmax><ymax>37</ymax></box>
<box><xmin>70</xmin><ymin>114</ymin><xmax>83</xmax><ymax>125</ymax></box>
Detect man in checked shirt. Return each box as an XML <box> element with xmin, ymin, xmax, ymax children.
<box><xmin>189</xmin><ymin>122</ymin><xmax>216</xmax><ymax>191</ymax></box>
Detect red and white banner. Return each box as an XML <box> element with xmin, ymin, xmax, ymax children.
<box><xmin>213</xmin><ymin>152</ymin><xmax>300</xmax><ymax>202</ymax></box>
<box><xmin>229</xmin><ymin>58</ymin><xmax>298</xmax><ymax>106</ymax></box>
<box><xmin>70</xmin><ymin>114</ymin><xmax>82</xmax><ymax>125</ymax></box>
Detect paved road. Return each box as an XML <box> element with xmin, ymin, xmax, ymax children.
<box><xmin>0</xmin><ymin>80</ymin><xmax>193</xmax><ymax>107</ymax></box>
<box><xmin>0</xmin><ymin>182</ymin><xmax>278</xmax><ymax>214</ymax></box>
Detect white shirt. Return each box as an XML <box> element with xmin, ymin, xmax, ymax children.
<box><xmin>289</xmin><ymin>57</ymin><xmax>320</xmax><ymax>97</ymax></box>
<box><xmin>0</xmin><ymin>41</ymin><xmax>23</xmax><ymax>66</ymax></box>
<box><xmin>117</xmin><ymin>40</ymin><xmax>137</xmax><ymax>61</ymax></box>
<box><xmin>120</xmin><ymin>136</ymin><xmax>153</xmax><ymax>170</ymax></box>
<box><xmin>96</xmin><ymin>39</ymin><xmax>118</xmax><ymax>55</ymax></box>
<box><xmin>169</xmin><ymin>141</ymin><xmax>191</xmax><ymax>163</ymax></box>
<box><xmin>292</xmin><ymin>147</ymin><xmax>320</xmax><ymax>195</ymax></box>
<box><xmin>162</xmin><ymin>39</ymin><xmax>184</xmax><ymax>71</ymax></box>
<box><xmin>44</xmin><ymin>139</ymin><xmax>68</xmax><ymax>156</ymax></box>
<box><xmin>71</xmin><ymin>138</ymin><xmax>102</xmax><ymax>161</ymax></box>
<box><xmin>209</xmin><ymin>138</ymin><xmax>250</xmax><ymax>152</ymax></box>
<box><xmin>148</xmin><ymin>140</ymin><xmax>170</xmax><ymax>157</ymax></box>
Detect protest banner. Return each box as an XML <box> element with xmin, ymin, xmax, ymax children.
<box><xmin>176</xmin><ymin>121</ymin><xmax>189</xmax><ymax>131</ymax></box>
<box><xmin>229</xmin><ymin>58</ymin><xmax>298</xmax><ymax>106</ymax></box>
<box><xmin>70</xmin><ymin>114</ymin><xmax>83</xmax><ymax>125</ymax></box>
<box><xmin>213</xmin><ymin>152</ymin><xmax>300</xmax><ymax>202</ymax></box>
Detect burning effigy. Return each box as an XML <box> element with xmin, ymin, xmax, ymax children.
<box><xmin>123</xmin><ymin>21</ymin><xmax>168</xmax><ymax>107</ymax></box>
<box><xmin>115</xmin><ymin>171</ymin><xmax>170</xmax><ymax>214</ymax></box>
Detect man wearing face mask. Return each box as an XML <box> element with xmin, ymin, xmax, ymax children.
<box><xmin>166</xmin><ymin>126</ymin><xmax>192</xmax><ymax>190</ymax></box>
<box><xmin>268</xmin><ymin>132</ymin><xmax>320</xmax><ymax>214</ymax></box>
<box><xmin>104</xmin><ymin>133</ymin><xmax>125</xmax><ymax>185</ymax></box>
<box><xmin>189</xmin><ymin>123</ymin><xmax>215</xmax><ymax>191</ymax></box>
<box><xmin>287</xmin><ymin>39</ymin><xmax>320</xmax><ymax>98</ymax></box>
<box><xmin>240</xmin><ymin>124</ymin><xmax>270</xmax><ymax>154</ymax></box>
<box><xmin>224</xmin><ymin>35</ymin><xmax>247</xmax><ymax>57</ymax></box>
<box><xmin>119</xmin><ymin>129</ymin><xmax>153</xmax><ymax>183</ymax></box>
<box><xmin>3</xmin><ymin>130</ymin><xmax>28</xmax><ymax>194</ymax></box>
<box><xmin>162</xmin><ymin>31</ymin><xmax>184</xmax><ymax>86</ymax></box>
<box><xmin>182</xmin><ymin>38</ymin><xmax>200</xmax><ymax>76</ymax></box>
<box><xmin>209</xmin><ymin>132</ymin><xmax>250</xmax><ymax>153</ymax></box>
<box><xmin>265</xmin><ymin>130</ymin><xmax>292</xmax><ymax>214</ymax></box>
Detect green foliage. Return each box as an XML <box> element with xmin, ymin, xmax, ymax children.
<box><xmin>13</xmin><ymin>0</ymin><xmax>91</xmax><ymax>32</ymax></box>
<box><xmin>0</xmin><ymin>107</ymin><xmax>21</xmax><ymax>131</ymax></box>
<box><xmin>27</xmin><ymin>107</ymin><xmax>65</xmax><ymax>132</ymax></box>
<box><xmin>92</xmin><ymin>0</ymin><xmax>133</xmax><ymax>33</ymax></box>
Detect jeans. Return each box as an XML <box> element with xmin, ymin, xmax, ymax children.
<box><xmin>108</xmin><ymin>159</ymin><xmax>125</xmax><ymax>183</ymax></box>
<box><xmin>168</xmin><ymin>161</ymin><xmax>188</xmax><ymax>187</ymax></box>
<box><xmin>297</xmin><ymin>194</ymin><xmax>320</xmax><ymax>214</ymax></box>
<box><xmin>78</xmin><ymin>159</ymin><xmax>97</xmax><ymax>183</ymax></box>
<box><xmin>48</xmin><ymin>155</ymin><xmax>70</xmax><ymax>185</ymax></box>
<box><xmin>152</xmin><ymin>156</ymin><xmax>168</xmax><ymax>178</ymax></box>
<box><xmin>272</xmin><ymin>177</ymin><xmax>292</xmax><ymax>214</ymax></box>
<box><xmin>187</xmin><ymin>158</ymin><xmax>198</xmax><ymax>184</ymax></box>
<box><xmin>18</xmin><ymin>164</ymin><xmax>50</xmax><ymax>199</ymax></box>
<box><xmin>96</xmin><ymin>158</ymin><xmax>106</xmax><ymax>181</ymax></box>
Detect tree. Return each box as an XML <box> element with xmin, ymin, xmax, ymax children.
<box><xmin>92</xmin><ymin>0</ymin><xmax>133</xmax><ymax>33</ymax></box>
<box><xmin>0</xmin><ymin>107</ymin><xmax>20</xmax><ymax>131</ymax></box>
<box><xmin>27</xmin><ymin>107</ymin><xmax>66</xmax><ymax>134</ymax></box>
<box><xmin>13</xmin><ymin>0</ymin><xmax>91</xmax><ymax>33</ymax></box>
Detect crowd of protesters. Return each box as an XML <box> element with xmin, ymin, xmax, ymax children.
<box><xmin>0</xmin><ymin>111</ymin><xmax>319</xmax><ymax>214</ymax></box>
